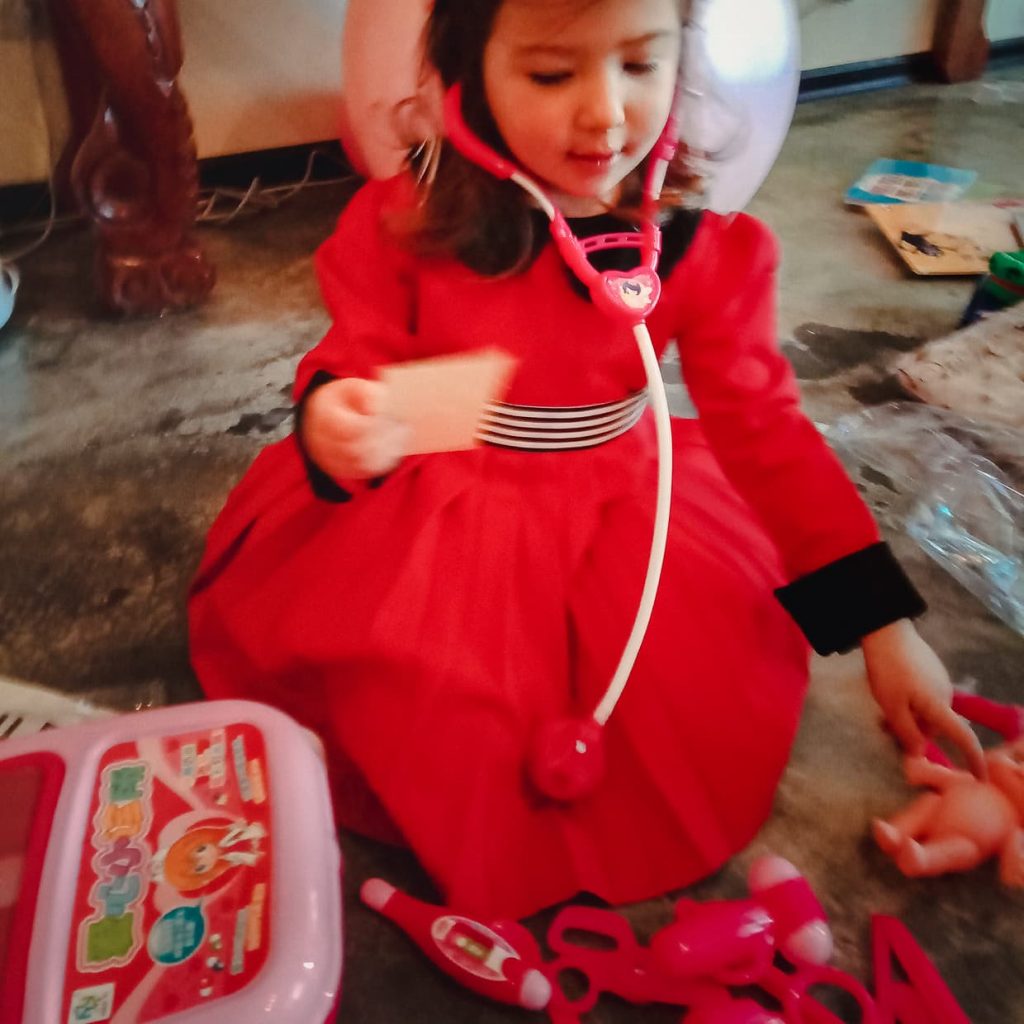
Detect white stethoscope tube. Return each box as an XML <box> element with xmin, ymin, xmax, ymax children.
<box><xmin>512</xmin><ymin>177</ymin><xmax>673</xmax><ymax>729</ymax></box>
<box><xmin>593</xmin><ymin>321</ymin><xmax>672</xmax><ymax>726</ymax></box>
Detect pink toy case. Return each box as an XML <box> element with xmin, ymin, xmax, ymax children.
<box><xmin>0</xmin><ymin>700</ymin><xmax>342</xmax><ymax>1023</ymax></box>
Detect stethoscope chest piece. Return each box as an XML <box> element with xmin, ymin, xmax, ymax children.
<box><xmin>527</xmin><ymin>716</ymin><xmax>606</xmax><ymax>802</ymax></box>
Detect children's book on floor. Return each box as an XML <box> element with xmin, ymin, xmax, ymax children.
<box><xmin>845</xmin><ymin>158</ymin><xmax>977</xmax><ymax>206</ymax></box>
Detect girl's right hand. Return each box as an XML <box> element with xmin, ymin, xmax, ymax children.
<box><xmin>301</xmin><ymin>377</ymin><xmax>410</xmax><ymax>480</ymax></box>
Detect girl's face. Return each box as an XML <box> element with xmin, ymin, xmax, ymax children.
<box><xmin>482</xmin><ymin>0</ymin><xmax>682</xmax><ymax>216</ymax></box>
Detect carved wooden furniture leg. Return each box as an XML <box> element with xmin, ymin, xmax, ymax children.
<box><xmin>932</xmin><ymin>0</ymin><xmax>990</xmax><ymax>83</ymax></box>
<box><xmin>48</xmin><ymin>0</ymin><xmax>215</xmax><ymax>315</ymax></box>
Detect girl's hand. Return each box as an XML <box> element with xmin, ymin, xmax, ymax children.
<box><xmin>862</xmin><ymin>619</ymin><xmax>987</xmax><ymax>779</ymax></box>
<box><xmin>302</xmin><ymin>377</ymin><xmax>410</xmax><ymax>481</ymax></box>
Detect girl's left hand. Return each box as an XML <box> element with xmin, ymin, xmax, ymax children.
<box><xmin>861</xmin><ymin>618</ymin><xmax>987</xmax><ymax>779</ymax></box>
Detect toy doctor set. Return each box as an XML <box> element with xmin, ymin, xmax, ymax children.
<box><xmin>0</xmin><ymin>700</ymin><xmax>342</xmax><ymax>1023</ymax></box>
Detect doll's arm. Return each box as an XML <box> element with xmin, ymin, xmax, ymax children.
<box><xmin>998</xmin><ymin>828</ymin><xmax>1024</xmax><ymax>887</ymax></box>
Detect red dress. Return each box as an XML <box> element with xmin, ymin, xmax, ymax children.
<box><xmin>189</xmin><ymin>176</ymin><xmax>884</xmax><ymax>919</ymax></box>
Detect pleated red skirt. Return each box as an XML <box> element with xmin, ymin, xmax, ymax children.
<box><xmin>189</xmin><ymin>414</ymin><xmax>809</xmax><ymax>918</ymax></box>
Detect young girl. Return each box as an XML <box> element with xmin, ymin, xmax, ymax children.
<box><xmin>190</xmin><ymin>0</ymin><xmax>983</xmax><ymax>919</ymax></box>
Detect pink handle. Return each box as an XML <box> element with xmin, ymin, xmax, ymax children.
<box><xmin>872</xmin><ymin>916</ymin><xmax>969</xmax><ymax>1024</ymax></box>
<box><xmin>580</xmin><ymin>232</ymin><xmax>653</xmax><ymax>254</ymax></box>
<box><xmin>544</xmin><ymin>906</ymin><xmax>721</xmax><ymax>1014</ymax></box>
<box><xmin>442</xmin><ymin>84</ymin><xmax>517</xmax><ymax>179</ymax></box>
<box><xmin>655</xmin><ymin>899</ymin><xmax>776</xmax><ymax>986</ymax></box>
<box><xmin>952</xmin><ymin>691</ymin><xmax>1024</xmax><ymax>742</ymax></box>
<box><xmin>775</xmin><ymin>964</ymin><xmax>879</xmax><ymax>1024</ymax></box>
<box><xmin>922</xmin><ymin>690</ymin><xmax>1024</xmax><ymax>766</ymax></box>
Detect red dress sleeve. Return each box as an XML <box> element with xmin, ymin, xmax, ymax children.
<box><xmin>671</xmin><ymin>211</ymin><xmax>880</xmax><ymax>580</ymax></box>
<box><xmin>292</xmin><ymin>176</ymin><xmax>418</xmax><ymax>402</ymax></box>
<box><xmin>670</xmin><ymin>212</ymin><xmax>926</xmax><ymax>653</ymax></box>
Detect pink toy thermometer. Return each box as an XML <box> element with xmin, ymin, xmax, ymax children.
<box><xmin>360</xmin><ymin>879</ymin><xmax>551</xmax><ymax>1010</ymax></box>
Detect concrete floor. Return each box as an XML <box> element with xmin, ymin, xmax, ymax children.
<box><xmin>2</xmin><ymin>71</ymin><xmax>1024</xmax><ymax>1021</ymax></box>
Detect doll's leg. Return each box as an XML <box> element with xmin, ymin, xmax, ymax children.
<box><xmin>902</xmin><ymin>754</ymin><xmax>967</xmax><ymax>790</ymax></box>
<box><xmin>872</xmin><ymin>793</ymin><xmax>943</xmax><ymax>855</ymax></box>
<box><xmin>896</xmin><ymin>835</ymin><xmax>986</xmax><ymax>877</ymax></box>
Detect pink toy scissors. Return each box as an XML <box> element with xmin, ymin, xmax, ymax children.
<box><xmin>542</xmin><ymin>905</ymin><xmax>725</xmax><ymax>1023</ymax></box>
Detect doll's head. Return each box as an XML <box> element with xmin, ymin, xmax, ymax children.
<box><xmin>408</xmin><ymin>0</ymin><xmax>701</xmax><ymax>274</ymax></box>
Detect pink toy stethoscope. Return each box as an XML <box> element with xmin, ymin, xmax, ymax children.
<box><xmin>443</xmin><ymin>83</ymin><xmax>679</xmax><ymax>802</ymax></box>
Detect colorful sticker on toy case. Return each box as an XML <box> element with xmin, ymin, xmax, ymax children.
<box><xmin>62</xmin><ymin>723</ymin><xmax>272</xmax><ymax>1023</ymax></box>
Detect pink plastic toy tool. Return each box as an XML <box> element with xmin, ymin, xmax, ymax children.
<box><xmin>0</xmin><ymin>700</ymin><xmax>342</xmax><ymax>1023</ymax></box>
<box><xmin>541</xmin><ymin>855</ymin><xmax>874</xmax><ymax>1024</ymax></box>
<box><xmin>360</xmin><ymin>880</ymin><xmax>551</xmax><ymax>1010</ymax></box>
<box><xmin>356</xmin><ymin>860</ymin><xmax>968</xmax><ymax>1023</ymax></box>
<box><xmin>684</xmin><ymin>996</ymin><xmax>786</xmax><ymax>1023</ymax></box>
<box><xmin>872</xmin><ymin>915</ymin><xmax>969</xmax><ymax>1024</ymax></box>
<box><xmin>543</xmin><ymin>904</ymin><xmax>723</xmax><ymax>1023</ymax></box>
<box><xmin>923</xmin><ymin>690</ymin><xmax>1024</xmax><ymax>768</ymax></box>
<box><xmin>649</xmin><ymin>897</ymin><xmax>776</xmax><ymax>985</ymax></box>
<box><xmin>769</xmin><ymin>962</ymin><xmax>879</xmax><ymax>1024</ymax></box>
<box><xmin>541</xmin><ymin>902</ymin><xmax>865</xmax><ymax>1024</ymax></box>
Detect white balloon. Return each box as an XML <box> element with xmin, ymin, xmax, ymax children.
<box><xmin>692</xmin><ymin>0</ymin><xmax>801</xmax><ymax>212</ymax></box>
<box><xmin>337</xmin><ymin>0</ymin><xmax>800</xmax><ymax>212</ymax></box>
<box><xmin>338</xmin><ymin>0</ymin><xmax>432</xmax><ymax>179</ymax></box>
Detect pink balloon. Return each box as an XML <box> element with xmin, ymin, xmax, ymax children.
<box><xmin>338</xmin><ymin>0</ymin><xmax>435</xmax><ymax>179</ymax></box>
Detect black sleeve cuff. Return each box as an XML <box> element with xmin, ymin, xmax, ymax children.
<box><xmin>774</xmin><ymin>541</ymin><xmax>927</xmax><ymax>655</ymax></box>
<box><xmin>294</xmin><ymin>370</ymin><xmax>354</xmax><ymax>503</ymax></box>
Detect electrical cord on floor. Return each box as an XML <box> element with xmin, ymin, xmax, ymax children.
<box><xmin>0</xmin><ymin>145</ymin><xmax>360</xmax><ymax>253</ymax></box>
<box><xmin>194</xmin><ymin>146</ymin><xmax>359</xmax><ymax>225</ymax></box>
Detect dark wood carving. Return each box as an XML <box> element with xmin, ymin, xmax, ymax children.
<box><xmin>932</xmin><ymin>0</ymin><xmax>991</xmax><ymax>83</ymax></box>
<box><xmin>48</xmin><ymin>0</ymin><xmax>215</xmax><ymax>315</ymax></box>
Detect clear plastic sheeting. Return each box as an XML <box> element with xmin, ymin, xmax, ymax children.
<box><xmin>824</xmin><ymin>403</ymin><xmax>1024</xmax><ymax>635</ymax></box>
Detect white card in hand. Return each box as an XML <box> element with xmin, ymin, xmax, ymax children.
<box><xmin>379</xmin><ymin>348</ymin><xmax>518</xmax><ymax>455</ymax></box>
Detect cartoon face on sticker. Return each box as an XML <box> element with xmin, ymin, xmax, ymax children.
<box><xmin>618</xmin><ymin>278</ymin><xmax>654</xmax><ymax>310</ymax></box>
<box><xmin>153</xmin><ymin>820</ymin><xmax>266</xmax><ymax>896</ymax></box>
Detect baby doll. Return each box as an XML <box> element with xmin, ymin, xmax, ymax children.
<box><xmin>873</xmin><ymin>739</ymin><xmax>1024</xmax><ymax>885</ymax></box>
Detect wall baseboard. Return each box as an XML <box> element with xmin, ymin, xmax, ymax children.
<box><xmin>799</xmin><ymin>35</ymin><xmax>1024</xmax><ymax>102</ymax></box>
<box><xmin>989</xmin><ymin>35</ymin><xmax>1024</xmax><ymax>67</ymax></box>
<box><xmin>2</xmin><ymin>40</ymin><xmax>1022</xmax><ymax>221</ymax></box>
<box><xmin>199</xmin><ymin>139</ymin><xmax>353</xmax><ymax>191</ymax></box>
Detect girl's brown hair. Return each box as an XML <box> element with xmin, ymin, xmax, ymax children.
<box><xmin>399</xmin><ymin>0</ymin><xmax>702</xmax><ymax>276</ymax></box>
